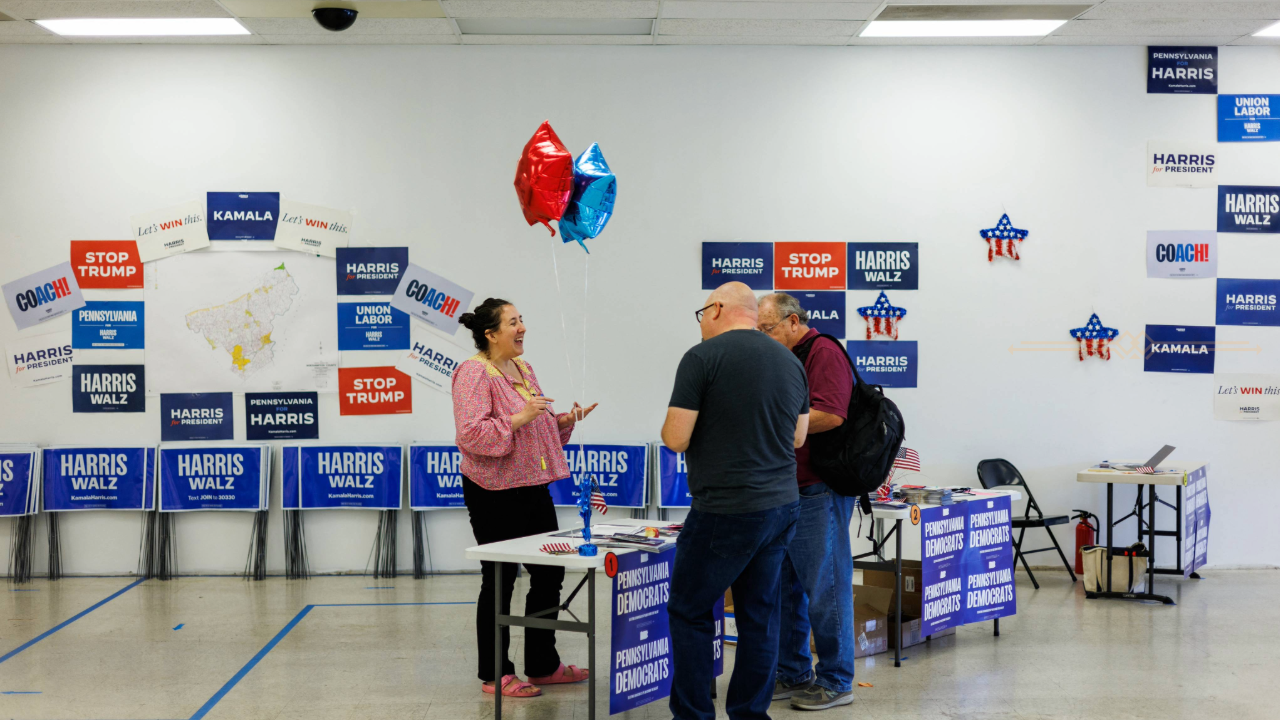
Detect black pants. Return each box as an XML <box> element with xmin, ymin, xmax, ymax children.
<box><xmin>463</xmin><ymin>477</ymin><xmax>564</xmax><ymax>681</ymax></box>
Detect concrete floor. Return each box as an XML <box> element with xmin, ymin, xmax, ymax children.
<box><xmin>0</xmin><ymin>569</ymin><xmax>1275</xmax><ymax>720</ymax></box>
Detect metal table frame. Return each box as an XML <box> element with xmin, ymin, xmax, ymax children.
<box><xmin>1087</xmin><ymin>481</ymin><xmax>1199</xmax><ymax>606</ymax></box>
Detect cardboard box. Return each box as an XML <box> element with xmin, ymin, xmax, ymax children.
<box><xmin>851</xmin><ymin>585</ymin><xmax>891</xmax><ymax>658</ymax></box>
<box><xmin>889</xmin><ymin>616</ymin><xmax>956</xmax><ymax>650</ymax></box>
<box><xmin>860</xmin><ymin>561</ymin><xmax>922</xmax><ymax>618</ymax></box>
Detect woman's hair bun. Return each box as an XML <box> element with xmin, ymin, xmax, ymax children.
<box><xmin>458</xmin><ymin>312</ymin><xmax>476</xmax><ymax>329</ymax></box>
<box><xmin>460</xmin><ymin>298</ymin><xmax>512</xmax><ymax>352</ymax></box>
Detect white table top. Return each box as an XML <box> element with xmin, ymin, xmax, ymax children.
<box><xmin>464</xmin><ymin>518</ymin><xmax>660</xmax><ymax>569</ymax></box>
<box><xmin>870</xmin><ymin>488</ymin><xmax>1023</xmax><ymax>520</ymax></box>
<box><xmin>1076</xmin><ymin>461</ymin><xmax>1207</xmax><ymax>487</ymax></box>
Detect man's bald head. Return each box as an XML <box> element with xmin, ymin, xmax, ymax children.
<box><xmin>700</xmin><ymin>282</ymin><xmax>759</xmax><ymax>340</ymax></box>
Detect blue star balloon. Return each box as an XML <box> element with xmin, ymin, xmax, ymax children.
<box><xmin>558</xmin><ymin>143</ymin><xmax>617</xmax><ymax>253</ymax></box>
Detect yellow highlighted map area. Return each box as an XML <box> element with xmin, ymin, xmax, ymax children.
<box><xmin>185</xmin><ymin>264</ymin><xmax>299</xmax><ymax>379</ymax></box>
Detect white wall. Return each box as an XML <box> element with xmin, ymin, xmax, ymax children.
<box><xmin>2</xmin><ymin>43</ymin><xmax>1278</xmax><ymax>576</ymax></box>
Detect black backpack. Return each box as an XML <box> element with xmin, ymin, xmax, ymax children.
<box><xmin>794</xmin><ymin>333</ymin><xmax>906</xmax><ymax>513</ymax></box>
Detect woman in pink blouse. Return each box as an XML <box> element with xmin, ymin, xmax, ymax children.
<box><xmin>453</xmin><ymin>297</ymin><xmax>598</xmax><ymax>699</ymax></box>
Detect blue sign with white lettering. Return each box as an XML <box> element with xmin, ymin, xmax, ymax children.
<box><xmin>409</xmin><ymin>444</ymin><xmax>465</xmax><ymax>509</ymax></box>
<box><xmin>1147</xmin><ymin>46</ymin><xmax>1217</xmax><ymax>95</ymax></box>
<box><xmin>795</xmin><ymin>291</ymin><xmax>845</xmax><ymax>338</ymax></box>
<box><xmin>244</xmin><ymin>392</ymin><xmax>318</xmax><ymax>441</ymax></box>
<box><xmin>336</xmin><ymin>247</ymin><xmax>408</xmax><ymax>296</ymax></box>
<box><xmin>920</xmin><ymin>504</ymin><xmax>967</xmax><ymax>636</ymax></box>
<box><xmin>702</xmin><ymin>242</ymin><xmax>772</xmax><ymax>290</ymax></box>
<box><xmin>207</xmin><ymin>192</ymin><xmax>279</xmax><ymax>240</ymax></box>
<box><xmin>1216</xmin><ymin>278</ymin><xmax>1280</xmax><ymax>327</ymax></box>
<box><xmin>657</xmin><ymin>446</ymin><xmax>691</xmax><ymax>508</ymax></box>
<box><xmin>847</xmin><ymin>243</ymin><xmax>919</xmax><ymax>290</ymax></box>
<box><xmin>72</xmin><ymin>365</ymin><xmax>145</xmax><ymax>413</ymax></box>
<box><xmin>158</xmin><ymin>445</ymin><xmax>268</xmax><ymax>511</ymax></box>
<box><xmin>161</xmin><ymin>393</ymin><xmax>234</xmax><ymax>442</ymax></box>
<box><xmin>1217</xmin><ymin>185</ymin><xmax>1280</xmax><ymax>234</ymax></box>
<box><xmin>42</xmin><ymin>447</ymin><xmax>155</xmax><ymax>511</ymax></box>
<box><xmin>0</xmin><ymin>451</ymin><xmax>37</xmax><ymax>517</ymax></box>
<box><xmin>548</xmin><ymin>444</ymin><xmax>647</xmax><ymax>508</ymax></box>
<box><xmin>282</xmin><ymin>445</ymin><xmax>403</xmax><ymax>510</ymax></box>
<box><xmin>960</xmin><ymin>495</ymin><xmax>1016</xmax><ymax>626</ymax></box>
<box><xmin>847</xmin><ymin>340</ymin><xmax>917</xmax><ymax>389</ymax></box>
<box><xmin>1218</xmin><ymin>95</ymin><xmax>1280</xmax><ymax>142</ymax></box>
<box><xmin>71</xmin><ymin>301</ymin><xmax>144</xmax><ymax>349</ymax></box>
<box><xmin>1144</xmin><ymin>324</ymin><xmax>1215</xmax><ymax>374</ymax></box>
<box><xmin>337</xmin><ymin>302</ymin><xmax>411</xmax><ymax>351</ymax></box>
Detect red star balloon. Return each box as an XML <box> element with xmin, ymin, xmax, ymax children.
<box><xmin>514</xmin><ymin>121</ymin><xmax>574</xmax><ymax>236</ymax></box>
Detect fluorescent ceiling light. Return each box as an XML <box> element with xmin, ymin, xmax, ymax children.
<box><xmin>861</xmin><ymin>20</ymin><xmax>1067</xmax><ymax>37</ymax></box>
<box><xmin>1255</xmin><ymin>20</ymin><xmax>1280</xmax><ymax>37</ymax></box>
<box><xmin>35</xmin><ymin>18</ymin><xmax>250</xmax><ymax>37</ymax></box>
<box><xmin>455</xmin><ymin>18</ymin><xmax>654</xmax><ymax>36</ymax></box>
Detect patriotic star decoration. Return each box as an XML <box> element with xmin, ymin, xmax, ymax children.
<box><xmin>1069</xmin><ymin>313</ymin><xmax>1119</xmax><ymax>361</ymax></box>
<box><xmin>980</xmin><ymin>213</ymin><xmax>1029</xmax><ymax>262</ymax></box>
<box><xmin>857</xmin><ymin>291</ymin><xmax>907</xmax><ymax>340</ymax></box>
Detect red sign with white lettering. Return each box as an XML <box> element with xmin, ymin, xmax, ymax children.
<box><xmin>70</xmin><ymin>241</ymin><xmax>143</xmax><ymax>289</ymax></box>
<box><xmin>774</xmin><ymin>242</ymin><xmax>846</xmax><ymax>291</ymax></box>
<box><xmin>339</xmin><ymin>367</ymin><xmax>412</xmax><ymax>416</ymax></box>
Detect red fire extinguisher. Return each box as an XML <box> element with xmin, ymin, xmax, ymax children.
<box><xmin>1071</xmin><ymin>510</ymin><xmax>1099</xmax><ymax>575</ymax></box>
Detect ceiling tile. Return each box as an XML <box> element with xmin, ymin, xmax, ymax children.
<box><xmin>656</xmin><ymin>33</ymin><xmax>847</xmax><ymax>42</ymax></box>
<box><xmin>222</xmin><ymin>1</ymin><xmax>446</xmax><ymax>19</ymax></box>
<box><xmin>1051</xmin><ymin>18</ymin><xmax>1266</xmax><ymax>33</ymax></box>
<box><xmin>240</xmin><ymin>17</ymin><xmax>455</xmax><ymax>34</ymax></box>
<box><xmin>0</xmin><ymin>1</ymin><xmax>230</xmax><ymax>19</ymax></box>
<box><xmin>260</xmin><ymin>32</ymin><xmax>460</xmax><ymax>43</ymax></box>
<box><xmin>1039</xmin><ymin>33</ymin><xmax>1243</xmax><ymax>43</ymax></box>
<box><xmin>658</xmin><ymin>18</ymin><xmax>861</xmax><ymax>34</ymax></box>
<box><xmin>661</xmin><ymin>2</ymin><xmax>879</xmax><ymax>20</ymax></box>
<box><xmin>443</xmin><ymin>1</ymin><xmax>658</xmax><ymax>18</ymax></box>
<box><xmin>0</xmin><ymin>16</ymin><xmax>48</xmax><ymax>34</ymax></box>
<box><xmin>851</xmin><ymin>34</ymin><xmax>1040</xmax><ymax>43</ymax></box>
<box><xmin>461</xmin><ymin>32</ymin><xmax>654</xmax><ymax>43</ymax></box>
<box><xmin>1082</xmin><ymin>2</ymin><xmax>1280</xmax><ymax>19</ymax></box>
<box><xmin>67</xmin><ymin>33</ymin><xmax>268</xmax><ymax>43</ymax></box>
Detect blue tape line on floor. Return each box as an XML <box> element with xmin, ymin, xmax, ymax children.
<box><xmin>1</xmin><ymin>690</ymin><xmax>42</xmax><ymax>694</ymax></box>
<box><xmin>0</xmin><ymin>578</ymin><xmax>145</xmax><ymax>665</ymax></box>
<box><xmin>173</xmin><ymin>624</ymin><xmax>184</xmax><ymax>631</ymax></box>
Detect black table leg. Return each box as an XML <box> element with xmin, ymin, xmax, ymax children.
<box><xmin>495</xmin><ymin>561</ymin><xmax>503</xmax><ymax>720</ymax></box>
<box><xmin>993</xmin><ymin>618</ymin><xmax>1000</xmax><ymax>637</ymax></box>
<box><xmin>1086</xmin><ymin>482</ymin><xmax>1176</xmax><ymax>605</ymax></box>
<box><xmin>1148</xmin><ymin>483</ymin><xmax>1157</xmax><ymax>597</ymax></box>
<box><xmin>588</xmin><ymin>567</ymin><xmax>596</xmax><ymax>720</ymax></box>
<box><xmin>894</xmin><ymin>518</ymin><xmax>902</xmax><ymax>668</ymax></box>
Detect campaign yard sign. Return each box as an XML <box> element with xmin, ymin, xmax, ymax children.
<box><xmin>282</xmin><ymin>445</ymin><xmax>403</xmax><ymax>510</ymax></box>
<box><xmin>161</xmin><ymin>393</ymin><xmax>234</xmax><ymax>442</ymax></box>
<box><xmin>273</xmin><ymin>200</ymin><xmax>351</xmax><ymax>258</ymax></box>
<box><xmin>409</xmin><ymin>444</ymin><xmax>465</xmax><ymax>509</ymax></box>
<box><xmin>1146</xmin><ymin>142</ymin><xmax>1217</xmax><ymax>189</ymax></box>
<box><xmin>245</xmin><ymin>392</ymin><xmax>318</xmax><ymax>440</ymax></box>
<box><xmin>1144</xmin><ymin>325</ymin><xmax>1215</xmax><ymax>374</ymax></box>
<box><xmin>131</xmin><ymin>200</ymin><xmax>210</xmax><ymax>262</ymax></box>
<box><xmin>919</xmin><ymin>504</ymin><xmax>967</xmax><ymax>636</ymax></box>
<box><xmin>847</xmin><ymin>243</ymin><xmax>919</xmax><ymax>290</ymax></box>
<box><xmin>337</xmin><ymin>302</ymin><xmax>411</xmax><ymax>351</ymax></box>
<box><xmin>847</xmin><ymin>340</ymin><xmax>917</xmax><ymax>388</ymax></box>
<box><xmin>336</xmin><ymin>247</ymin><xmax>408</xmax><ymax>295</ymax></box>
<box><xmin>1146</xmin><ymin>231</ymin><xmax>1216</xmax><ymax>279</ymax></box>
<box><xmin>1216</xmin><ymin>279</ymin><xmax>1280</xmax><ymax>326</ymax></box>
<box><xmin>795</xmin><ymin>291</ymin><xmax>845</xmax><ymax>338</ymax></box>
<box><xmin>72</xmin><ymin>301</ymin><xmax>145</xmax><ymax>349</ymax></box>
<box><xmin>774</xmin><ymin>242</ymin><xmax>845</xmax><ymax>291</ymax></box>
<box><xmin>1218</xmin><ymin>185</ymin><xmax>1280</xmax><ymax>233</ymax></box>
<box><xmin>338</xmin><ymin>367</ymin><xmax>412</xmax><ymax>416</ymax></box>
<box><xmin>1214</xmin><ymin>374</ymin><xmax>1280</xmax><ymax>421</ymax></box>
<box><xmin>961</xmin><ymin>497</ymin><xmax>1017</xmax><ymax>626</ymax></box>
<box><xmin>391</xmin><ymin>263</ymin><xmax>474</xmax><ymax>337</ymax></box>
<box><xmin>1147</xmin><ymin>46</ymin><xmax>1217</xmax><ymax>95</ymax></box>
<box><xmin>70</xmin><ymin>241</ymin><xmax>143</xmax><ymax>289</ymax></box>
<box><xmin>42</xmin><ymin>447</ymin><xmax>155</xmax><ymax>512</ymax></box>
<box><xmin>396</xmin><ymin>325</ymin><xmax>472</xmax><ymax>395</ymax></box>
<box><xmin>1218</xmin><ymin>95</ymin><xmax>1280</xmax><ymax>142</ymax></box>
<box><xmin>207</xmin><ymin>192</ymin><xmax>280</xmax><ymax>240</ymax></box>
<box><xmin>3</xmin><ymin>261</ymin><xmax>85</xmax><ymax>331</ymax></box>
<box><xmin>1183</xmin><ymin>465</ymin><xmax>1210</xmax><ymax>576</ymax></box>
<box><xmin>0</xmin><ymin>447</ymin><xmax>39</xmax><ymax>518</ymax></box>
<box><xmin>701</xmin><ymin>242</ymin><xmax>773</xmax><ymax>290</ymax></box>
<box><xmin>549</xmin><ymin>444</ymin><xmax>647</xmax><ymax>508</ymax></box>
<box><xmin>656</xmin><ymin>446</ymin><xmax>691</xmax><ymax>508</ymax></box>
<box><xmin>157</xmin><ymin>444</ymin><xmax>269</xmax><ymax>511</ymax></box>
<box><xmin>6</xmin><ymin>331</ymin><xmax>74</xmax><ymax>388</ymax></box>
<box><xmin>72</xmin><ymin>365</ymin><xmax>145</xmax><ymax>413</ymax></box>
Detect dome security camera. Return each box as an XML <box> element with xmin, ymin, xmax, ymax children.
<box><xmin>312</xmin><ymin>7</ymin><xmax>358</xmax><ymax>32</ymax></box>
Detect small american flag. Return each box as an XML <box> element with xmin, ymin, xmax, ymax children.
<box><xmin>1134</xmin><ymin>466</ymin><xmax>1154</xmax><ymax>475</ymax></box>
<box><xmin>541</xmin><ymin>542</ymin><xmax>575</xmax><ymax>555</ymax></box>
<box><xmin>893</xmin><ymin>447</ymin><xmax>920</xmax><ymax>474</ymax></box>
<box><xmin>590</xmin><ymin>489</ymin><xmax>608</xmax><ymax>515</ymax></box>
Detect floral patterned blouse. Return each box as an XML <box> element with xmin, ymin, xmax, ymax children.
<box><xmin>451</xmin><ymin>354</ymin><xmax>574</xmax><ymax>491</ymax></box>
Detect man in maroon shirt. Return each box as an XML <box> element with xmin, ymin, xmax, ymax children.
<box><xmin>758</xmin><ymin>292</ymin><xmax>857</xmax><ymax>711</ymax></box>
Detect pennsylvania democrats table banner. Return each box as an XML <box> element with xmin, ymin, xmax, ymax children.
<box><xmin>70</xmin><ymin>241</ymin><xmax>143</xmax><ymax>289</ymax></box>
<box><xmin>549</xmin><ymin>444</ymin><xmax>648</xmax><ymax>508</ymax></box>
<box><xmin>42</xmin><ymin>446</ymin><xmax>155</xmax><ymax>512</ymax></box>
<box><xmin>245</xmin><ymin>392</ymin><xmax>319</xmax><ymax>441</ymax></box>
<box><xmin>273</xmin><ymin>200</ymin><xmax>351</xmax><ymax>258</ymax></box>
<box><xmin>336</xmin><ymin>247</ymin><xmax>408</xmax><ymax>296</ymax></box>
<box><xmin>282</xmin><ymin>444</ymin><xmax>404</xmax><ymax>510</ymax></box>
<box><xmin>207</xmin><ymin>192</ymin><xmax>280</xmax><ymax>240</ymax></box>
<box><xmin>1183</xmin><ymin>466</ymin><xmax>1211</xmax><ymax>577</ymax></box>
<box><xmin>6</xmin><ymin>331</ymin><xmax>74</xmax><ymax>388</ymax></box>
<box><xmin>847</xmin><ymin>340</ymin><xmax>917</xmax><ymax>388</ymax></box>
<box><xmin>161</xmin><ymin>393</ymin><xmax>234</xmax><ymax>442</ymax></box>
<box><xmin>1147</xmin><ymin>46</ymin><xmax>1216</xmax><ymax>95</ymax></box>
<box><xmin>0</xmin><ymin>444</ymin><xmax>40</xmax><ymax>517</ymax></box>
<box><xmin>1144</xmin><ymin>325</ymin><xmax>1215</xmax><ymax>374</ymax></box>
<box><xmin>919</xmin><ymin>495</ymin><xmax>1016</xmax><ymax>636</ymax></box>
<box><xmin>409</xmin><ymin>444</ymin><xmax>465</xmax><ymax>509</ymax></box>
<box><xmin>1218</xmin><ymin>185</ymin><xmax>1280</xmax><ymax>233</ymax></box>
<box><xmin>1216</xmin><ymin>279</ymin><xmax>1280</xmax><ymax>326</ymax></box>
<box><xmin>337</xmin><ymin>301</ymin><xmax>410</xmax><ymax>351</ymax></box>
<box><xmin>390</xmin><ymin>263</ymin><xmax>474</xmax><ymax>337</ymax></box>
<box><xmin>701</xmin><ymin>242</ymin><xmax>772</xmax><ymax>290</ymax></box>
<box><xmin>72</xmin><ymin>301</ymin><xmax>145</xmax><ymax>349</ymax></box>
<box><xmin>72</xmin><ymin>365</ymin><xmax>145</xmax><ymax>413</ymax></box>
<box><xmin>847</xmin><ymin>243</ymin><xmax>919</xmax><ymax>290</ymax></box>
<box><xmin>130</xmin><ymin>200</ymin><xmax>210</xmax><ymax>263</ymax></box>
<box><xmin>157</xmin><ymin>444</ymin><xmax>270</xmax><ymax>512</ymax></box>
<box><xmin>1218</xmin><ymin>95</ymin><xmax>1280</xmax><ymax>142</ymax></box>
<box><xmin>655</xmin><ymin>445</ymin><xmax>691</xmax><ymax>508</ymax></box>
<box><xmin>3</xmin><ymin>261</ymin><xmax>85</xmax><ymax>331</ymax></box>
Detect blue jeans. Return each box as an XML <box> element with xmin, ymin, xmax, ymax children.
<box><xmin>776</xmin><ymin>482</ymin><xmax>856</xmax><ymax>693</ymax></box>
<box><xmin>669</xmin><ymin>502</ymin><xmax>800</xmax><ymax>720</ymax></box>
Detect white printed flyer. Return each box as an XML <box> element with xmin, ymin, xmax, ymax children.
<box><xmin>131</xmin><ymin>200</ymin><xmax>210</xmax><ymax>262</ymax></box>
<box><xmin>273</xmin><ymin>200</ymin><xmax>352</xmax><ymax>258</ymax></box>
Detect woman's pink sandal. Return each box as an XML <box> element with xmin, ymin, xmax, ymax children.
<box><xmin>528</xmin><ymin>664</ymin><xmax>590</xmax><ymax>685</ymax></box>
<box><xmin>482</xmin><ymin>674</ymin><xmax>542</xmax><ymax>697</ymax></box>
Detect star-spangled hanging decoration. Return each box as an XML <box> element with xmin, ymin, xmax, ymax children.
<box><xmin>857</xmin><ymin>291</ymin><xmax>907</xmax><ymax>340</ymax></box>
<box><xmin>980</xmin><ymin>213</ymin><xmax>1029</xmax><ymax>262</ymax></box>
<box><xmin>1069</xmin><ymin>313</ymin><xmax>1119</xmax><ymax>361</ymax></box>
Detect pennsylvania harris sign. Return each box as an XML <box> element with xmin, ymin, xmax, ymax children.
<box><xmin>1147</xmin><ymin>46</ymin><xmax>1217</xmax><ymax>95</ymax></box>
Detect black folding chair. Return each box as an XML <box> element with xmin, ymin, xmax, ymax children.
<box><xmin>976</xmin><ymin>459</ymin><xmax>1078</xmax><ymax>589</ymax></box>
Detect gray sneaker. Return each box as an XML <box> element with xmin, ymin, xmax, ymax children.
<box><xmin>772</xmin><ymin>678</ymin><xmax>813</xmax><ymax>701</ymax></box>
<box><xmin>790</xmin><ymin>686</ymin><xmax>855</xmax><ymax>711</ymax></box>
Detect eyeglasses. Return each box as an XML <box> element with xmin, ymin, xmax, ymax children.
<box><xmin>758</xmin><ymin>317</ymin><xmax>786</xmax><ymax>333</ymax></box>
<box><xmin>695</xmin><ymin>302</ymin><xmax>720</xmax><ymax>323</ymax></box>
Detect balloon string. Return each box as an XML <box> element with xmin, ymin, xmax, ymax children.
<box><xmin>549</xmin><ymin>243</ymin><xmax>576</xmax><ymax>401</ymax></box>
<box><xmin>579</xmin><ymin>253</ymin><xmax>589</xmax><ymax>481</ymax></box>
